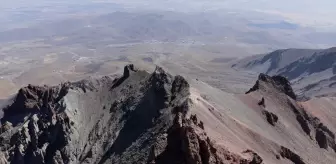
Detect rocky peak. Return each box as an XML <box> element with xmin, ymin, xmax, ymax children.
<box><xmin>0</xmin><ymin>64</ymin><xmax>203</xmax><ymax>164</ymax></box>
<box><xmin>149</xmin><ymin>111</ymin><xmax>263</xmax><ymax>164</ymax></box>
<box><xmin>151</xmin><ymin>66</ymin><xmax>173</xmax><ymax>85</ymax></box>
<box><xmin>246</xmin><ymin>73</ymin><xmax>296</xmax><ymax>100</ymax></box>
<box><xmin>111</xmin><ymin>64</ymin><xmax>138</xmax><ymax>89</ymax></box>
<box><xmin>248</xmin><ymin>73</ymin><xmax>336</xmax><ymax>156</ymax></box>
<box><xmin>123</xmin><ymin>64</ymin><xmax>137</xmax><ymax>77</ymax></box>
<box><xmin>0</xmin><ymin>64</ymin><xmax>269</xmax><ymax>164</ymax></box>
<box><xmin>1</xmin><ymin>83</ymin><xmax>70</xmax><ymax>125</ymax></box>
<box><xmin>151</xmin><ymin>112</ymin><xmax>223</xmax><ymax>164</ymax></box>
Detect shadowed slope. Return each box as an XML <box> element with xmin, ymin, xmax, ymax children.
<box><xmin>0</xmin><ymin>64</ymin><xmax>259</xmax><ymax>164</ymax></box>
<box><xmin>1</xmin><ymin>64</ymin><xmax>336</xmax><ymax>164</ymax></box>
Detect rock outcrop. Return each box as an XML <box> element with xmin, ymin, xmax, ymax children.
<box><xmin>257</xmin><ymin>97</ymin><xmax>265</xmax><ymax>107</ymax></box>
<box><xmin>246</xmin><ymin>73</ymin><xmax>296</xmax><ymax>100</ymax></box>
<box><xmin>244</xmin><ymin>71</ymin><xmax>336</xmax><ymax>163</ymax></box>
<box><xmin>262</xmin><ymin>110</ymin><xmax>278</xmax><ymax>126</ymax></box>
<box><xmin>287</xmin><ymin>100</ymin><xmax>336</xmax><ymax>152</ymax></box>
<box><xmin>0</xmin><ymin>65</ymin><xmax>190</xmax><ymax>164</ymax></box>
<box><xmin>279</xmin><ymin>146</ymin><xmax>306</xmax><ymax>164</ymax></box>
<box><xmin>151</xmin><ymin>113</ymin><xmax>263</xmax><ymax>164</ymax></box>
<box><xmin>152</xmin><ymin>113</ymin><xmax>222</xmax><ymax>164</ymax></box>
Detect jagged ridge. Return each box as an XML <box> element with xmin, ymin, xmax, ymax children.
<box><xmin>246</xmin><ymin>73</ymin><xmax>296</xmax><ymax>100</ymax></box>
<box><xmin>244</xmin><ymin>71</ymin><xmax>336</xmax><ymax>163</ymax></box>
<box><xmin>0</xmin><ymin>64</ymin><xmax>192</xmax><ymax>164</ymax></box>
<box><xmin>0</xmin><ymin>64</ymin><xmax>261</xmax><ymax>164</ymax></box>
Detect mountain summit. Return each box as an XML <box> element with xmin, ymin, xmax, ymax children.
<box><xmin>1</xmin><ymin>64</ymin><xmax>336</xmax><ymax>164</ymax></box>
<box><xmin>0</xmin><ymin>65</ymin><xmax>259</xmax><ymax>164</ymax></box>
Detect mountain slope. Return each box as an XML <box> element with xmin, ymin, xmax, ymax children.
<box><xmin>1</xmin><ymin>64</ymin><xmax>336</xmax><ymax>164</ymax></box>
<box><xmin>0</xmin><ymin>65</ymin><xmax>260</xmax><ymax>164</ymax></box>
<box><xmin>232</xmin><ymin>47</ymin><xmax>336</xmax><ymax>98</ymax></box>
<box><xmin>232</xmin><ymin>49</ymin><xmax>321</xmax><ymax>75</ymax></box>
<box><xmin>189</xmin><ymin>73</ymin><xmax>336</xmax><ymax>164</ymax></box>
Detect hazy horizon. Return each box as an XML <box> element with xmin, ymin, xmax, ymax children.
<box><xmin>1</xmin><ymin>0</ymin><xmax>336</xmax><ymax>31</ymax></box>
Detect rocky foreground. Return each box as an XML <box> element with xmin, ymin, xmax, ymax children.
<box><xmin>0</xmin><ymin>64</ymin><xmax>335</xmax><ymax>164</ymax></box>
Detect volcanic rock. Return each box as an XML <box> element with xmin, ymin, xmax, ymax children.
<box><xmin>258</xmin><ymin>97</ymin><xmax>265</xmax><ymax>107</ymax></box>
<box><xmin>280</xmin><ymin>146</ymin><xmax>306</xmax><ymax>164</ymax></box>
<box><xmin>246</xmin><ymin>73</ymin><xmax>296</xmax><ymax>100</ymax></box>
<box><xmin>262</xmin><ymin>110</ymin><xmax>278</xmax><ymax>126</ymax></box>
<box><xmin>1</xmin><ymin>64</ymin><xmax>336</xmax><ymax>164</ymax></box>
<box><xmin>0</xmin><ymin>64</ymin><xmax>256</xmax><ymax>164</ymax></box>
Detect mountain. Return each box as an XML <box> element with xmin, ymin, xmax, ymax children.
<box><xmin>232</xmin><ymin>47</ymin><xmax>336</xmax><ymax>98</ymax></box>
<box><xmin>0</xmin><ymin>65</ymin><xmax>258</xmax><ymax>164</ymax></box>
<box><xmin>1</xmin><ymin>64</ymin><xmax>336</xmax><ymax>163</ymax></box>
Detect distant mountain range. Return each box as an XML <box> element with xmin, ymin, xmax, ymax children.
<box><xmin>232</xmin><ymin>47</ymin><xmax>336</xmax><ymax>98</ymax></box>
